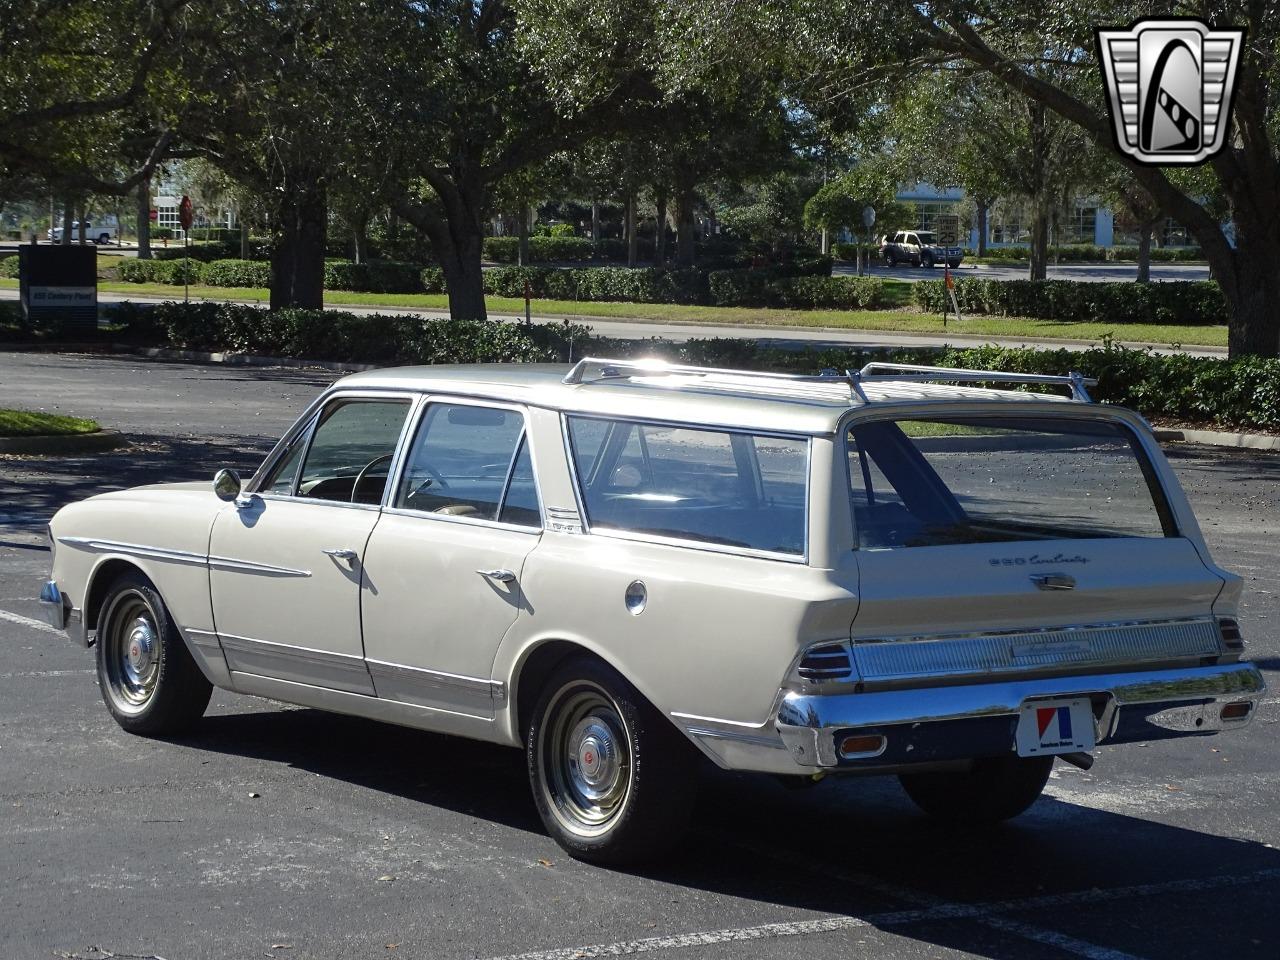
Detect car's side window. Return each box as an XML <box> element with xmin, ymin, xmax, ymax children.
<box><xmin>296</xmin><ymin>400</ymin><xmax>410</xmax><ymax>505</ymax></box>
<box><xmin>395</xmin><ymin>403</ymin><xmax>541</xmax><ymax>526</ymax></box>
<box><xmin>261</xmin><ymin>431</ymin><xmax>309</xmax><ymax>495</ymax></box>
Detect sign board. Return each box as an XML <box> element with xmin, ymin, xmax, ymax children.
<box><xmin>149</xmin><ymin>208</ymin><xmax>158</xmax><ymax>222</ymax></box>
<box><xmin>178</xmin><ymin>196</ymin><xmax>193</xmax><ymax>231</ymax></box>
<box><xmin>18</xmin><ymin>245</ymin><xmax>98</xmax><ymax>330</ymax></box>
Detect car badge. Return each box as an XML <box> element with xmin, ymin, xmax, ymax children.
<box><xmin>1096</xmin><ymin>18</ymin><xmax>1244</xmax><ymax>165</ymax></box>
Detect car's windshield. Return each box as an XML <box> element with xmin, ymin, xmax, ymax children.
<box><xmin>846</xmin><ymin>416</ymin><xmax>1173</xmax><ymax>549</ymax></box>
<box><xmin>567</xmin><ymin>417</ymin><xmax>809</xmax><ymax>556</ymax></box>
<box><xmin>915</xmin><ymin>232</ymin><xmax>936</xmax><ymax>243</ymax></box>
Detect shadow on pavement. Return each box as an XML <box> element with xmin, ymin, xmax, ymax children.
<box><xmin>179</xmin><ymin>706</ymin><xmax>1279</xmax><ymax>960</ymax></box>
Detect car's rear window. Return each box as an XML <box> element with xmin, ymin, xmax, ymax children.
<box><xmin>846</xmin><ymin>416</ymin><xmax>1173</xmax><ymax>549</ymax></box>
<box><xmin>566</xmin><ymin>417</ymin><xmax>808</xmax><ymax>556</ymax></box>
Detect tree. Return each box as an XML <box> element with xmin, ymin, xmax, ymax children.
<box><xmin>769</xmin><ymin>1</ymin><xmax>1280</xmax><ymax>355</ymax></box>
<box><xmin>803</xmin><ymin>163</ymin><xmax>912</xmax><ymax>241</ymax></box>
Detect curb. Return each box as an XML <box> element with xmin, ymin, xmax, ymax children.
<box><xmin>1153</xmin><ymin>428</ymin><xmax>1280</xmax><ymax>451</ymax></box>
<box><xmin>129</xmin><ymin>346</ymin><xmax>377</xmax><ymax>373</ymax></box>
<box><xmin>0</xmin><ymin>429</ymin><xmax>127</xmax><ymax>455</ymax></box>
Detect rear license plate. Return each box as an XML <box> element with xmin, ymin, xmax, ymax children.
<box><xmin>1015</xmin><ymin>698</ymin><xmax>1095</xmax><ymax>756</ymax></box>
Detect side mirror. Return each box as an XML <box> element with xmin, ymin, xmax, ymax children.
<box><xmin>213</xmin><ymin>468</ymin><xmax>243</xmax><ymax>502</ymax></box>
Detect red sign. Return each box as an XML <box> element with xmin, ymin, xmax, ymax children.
<box><xmin>178</xmin><ymin>195</ymin><xmax>194</xmax><ymax>231</ymax></box>
<box><xmin>148</xmin><ymin>208</ymin><xmax>158</xmax><ymax>222</ymax></box>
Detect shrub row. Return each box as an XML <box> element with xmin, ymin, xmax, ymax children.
<box><xmin>708</xmin><ymin>270</ymin><xmax>888</xmax><ymax>309</ymax></box>
<box><xmin>0</xmin><ymin>255</ymin><xmax>18</xmax><ymax>278</ymax></box>
<box><xmin>115</xmin><ymin>257</ymin><xmax>429</xmax><ymax>293</ymax></box>
<box><xmin>483</xmin><ymin>236</ymin><xmax>596</xmax><ymax>263</ymax></box>
<box><xmin>831</xmin><ymin>242</ymin><xmax>881</xmax><ymax>262</ymax></box>
<box><xmin>971</xmin><ymin>244</ymin><xmax>1203</xmax><ymax>262</ymax></box>
<box><xmin>913</xmin><ymin>278</ymin><xmax>1227</xmax><ymax>326</ymax></box>
<box><xmin>105</xmin><ymin>300</ymin><xmax>584</xmax><ymax>366</ymax></box>
<box><xmin>91</xmin><ymin>304</ymin><xmax>1280</xmax><ymax>432</ymax></box>
<box><xmin>321</xmin><ymin>259</ymin><xmax>425</xmax><ymax>293</ymax></box>
<box><xmin>1107</xmin><ymin>245</ymin><xmax>1204</xmax><ymax>262</ymax></box>
<box><xmin>117</xmin><ymin>258</ymin><xmax>207</xmax><ymax>284</ymax></box>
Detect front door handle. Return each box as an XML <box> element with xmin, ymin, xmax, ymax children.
<box><xmin>323</xmin><ymin>548</ymin><xmax>359</xmax><ymax>567</ymax></box>
<box><xmin>477</xmin><ymin>568</ymin><xmax>516</xmax><ymax>583</ymax></box>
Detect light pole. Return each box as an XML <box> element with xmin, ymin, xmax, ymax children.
<box><xmin>859</xmin><ymin>205</ymin><xmax>876</xmax><ymax>275</ymax></box>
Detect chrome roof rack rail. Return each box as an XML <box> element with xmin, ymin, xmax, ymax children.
<box><xmin>857</xmin><ymin>362</ymin><xmax>1097</xmax><ymax>402</ymax></box>
<box><xmin>562</xmin><ymin>356</ymin><xmax>865</xmax><ymax>401</ymax></box>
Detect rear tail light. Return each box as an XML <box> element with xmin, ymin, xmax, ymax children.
<box><xmin>838</xmin><ymin>734</ymin><xmax>886</xmax><ymax>759</ymax></box>
<box><xmin>1221</xmin><ymin>701</ymin><xmax>1253</xmax><ymax>721</ymax></box>
<box><xmin>1218</xmin><ymin>618</ymin><xmax>1244</xmax><ymax>652</ymax></box>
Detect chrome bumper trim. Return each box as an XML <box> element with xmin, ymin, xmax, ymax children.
<box><xmin>776</xmin><ymin>661</ymin><xmax>1266</xmax><ymax>768</ymax></box>
<box><xmin>38</xmin><ymin>580</ymin><xmax>86</xmax><ymax>647</ymax></box>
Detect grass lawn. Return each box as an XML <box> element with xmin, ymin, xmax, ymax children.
<box><xmin>0</xmin><ymin>408</ymin><xmax>99</xmax><ymax>437</ymax></box>
<box><xmin>0</xmin><ymin>276</ymin><xmax>1228</xmax><ymax>348</ymax></box>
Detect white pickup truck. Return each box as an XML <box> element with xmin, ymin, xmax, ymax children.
<box><xmin>46</xmin><ymin>221</ymin><xmax>117</xmax><ymax>244</ymax></box>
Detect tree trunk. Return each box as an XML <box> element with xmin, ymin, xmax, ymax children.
<box><xmin>1028</xmin><ymin>197</ymin><xmax>1049</xmax><ymax>280</ymax></box>
<box><xmin>517</xmin><ymin>202</ymin><xmax>530</xmax><ymax>266</ymax></box>
<box><xmin>591</xmin><ymin>202</ymin><xmax>600</xmax><ymax>245</ymax></box>
<box><xmin>239</xmin><ymin>217</ymin><xmax>249</xmax><ymax>260</ymax></box>
<box><xmin>976</xmin><ymin>199</ymin><xmax>989</xmax><ymax>257</ymax></box>
<box><xmin>1210</xmin><ymin>214</ymin><xmax>1280</xmax><ymax>358</ymax></box>
<box><xmin>352</xmin><ymin>209</ymin><xmax>370</xmax><ymax>265</ymax></box>
<box><xmin>1134</xmin><ymin>214</ymin><xmax>1161</xmax><ymax>284</ymax></box>
<box><xmin>654</xmin><ymin>191</ymin><xmax>668</xmax><ymax>266</ymax></box>
<box><xmin>674</xmin><ymin>189</ymin><xmax>696</xmax><ymax>267</ymax></box>
<box><xmin>60</xmin><ymin>202</ymin><xmax>72</xmax><ymax>245</ymax></box>
<box><xmin>77</xmin><ymin>203</ymin><xmax>87</xmax><ymax>244</ymax></box>
<box><xmin>625</xmin><ymin>191</ymin><xmax>637</xmax><ymax>267</ymax></box>
<box><xmin>393</xmin><ymin>187</ymin><xmax>489</xmax><ymax>321</ymax></box>
<box><xmin>820</xmin><ymin>227</ymin><xmax>829</xmax><ymax>256</ymax></box>
<box><xmin>136</xmin><ymin>177</ymin><xmax>151</xmax><ymax>259</ymax></box>
<box><xmin>269</xmin><ymin>177</ymin><xmax>327</xmax><ymax>311</ymax></box>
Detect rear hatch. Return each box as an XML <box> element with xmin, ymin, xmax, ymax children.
<box><xmin>841</xmin><ymin>410</ymin><xmax>1226</xmax><ymax>684</ymax></box>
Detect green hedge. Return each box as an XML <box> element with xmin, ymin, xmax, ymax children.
<box><xmin>1108</xmin><ymin>246</ymin><xmax>1204</xmax><ymax>262</ymax></box>
<box><xmin>831</xmin><ymin>243</ymin><xmax>880</xmax><ymax>262</ymax></box>
<box><xmin>98</xmin><ymin>303</ymin><xmax>1279</xmax><ymax>431</ymax></box>
<box><xmin>117</xmin><ymin>258</ymin><xmax>207</xmax><ymax>284</ymax></box>
<box><xmin>708</xmin><ymin>269</ymin><xmax>888</xmax><ymax>309</ymax></box>
<box><xmin>913</xmin><ymin>278</ymin><xmax>1227</xmax><ymax>326</ymax></box>
<box><xmin>322</xmin><ymin>259</ymin><xmax>424</xmax><ymax>293</ymax></box>
<box><xmin>105</xmin><ymin>301</ymin><xmax>579</xmax><ymax>365</ymax></box>
<box><xmin>0</xmin><ymin>255</ymin><xmax>18</xmax><ymax>279</ymax></box>
<box><xmin>203</xmin><ymin>259</ymin><xmax>272</xmax><ymax>287</ymax></box>
<box><xmin>483</xmin><ymin>236</ymin><xmax>596</xmax><ymax>263</ymax></box>
<box><xmin>968</xmin><ymin>244</ymin><xmax>1202</xmax><ymax>262</ymax></box>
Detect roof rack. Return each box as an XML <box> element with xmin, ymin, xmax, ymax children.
<box><xmin>560</xmin><ymin>356</ymin><xmax>1096</xmax><ymax>404</ymax></box>
<box><xmin>857</xmin><ymin>362</ymin><xmax>1096</xmax><ymax>402</ymax></box>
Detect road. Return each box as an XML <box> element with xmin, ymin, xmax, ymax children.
<box><xmin>0</xmin><ymin>352</ymin><xmax>1276</xmax><ymax>960</ymax></box>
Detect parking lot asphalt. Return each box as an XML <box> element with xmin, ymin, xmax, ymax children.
<box><xmin>0</xmin><ymin>351</ymin><xmax>1277</xmax><ymax>960</ymax></box>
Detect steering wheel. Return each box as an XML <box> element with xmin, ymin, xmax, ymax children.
<box><xmin>351</xmin><ymin>453</ymin><xmax>394</xmax><ymax>503</ymax></box>
<box><xmin>409</xmin><ymin>464</ymin><xmax>449</xmax><ymax>499</ymax></box>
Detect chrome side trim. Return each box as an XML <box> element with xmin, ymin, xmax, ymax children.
<box><xmin>365</xmin><ymin>658</ymin><xmax>506</xmax><ymax>707</ymax></box>
<box><xmin>219</xmin><ymin>632</ymin><xmax>374</xmax><ymax>695</ymax></box>
<box><xmin>58</xmin><ymin>537</ymin><xmax>207</xmax><ymax>567</ymax></box>
<box><xmin>58</xmin><ymin>538</ymin><xmax>311</xmax><ymax>579</ymax></box>
<box><xmin>683</xmin><ymin>726</ymin><xmax>787</xmax><ymax>750</ymax></box>
<box><xmin>206</xmin><ymin>555</ymin><xmax>312</xmax><ymax>578</ymax></box>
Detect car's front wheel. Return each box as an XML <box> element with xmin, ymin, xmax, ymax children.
<box><xmin>95</xmin><ymin>571</ymin><xmax>212</xmax><ymax>735</ymax></box>
<box><xmin>922</xmin><ymin>252</ymin><xmax>935</xmax><ymax>268</ymax></box>
<box><xmin>898</xmin><ymin>755</ymin><xmax>1053</xmax><ymax>823</ymax></box>
<box><xmin>527</xmin><ymin>655</ymin><xmax>698</xmax><ymax>864</ymax></box>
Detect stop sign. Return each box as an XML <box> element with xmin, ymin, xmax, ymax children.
<box><xmin>178</xmin><ymin>196</ymin><xmax>194</xmax><ymax>231</ymax></box>
<box><xmin>148</xmin><ymin>208</ymin><xmax>158</xmax><ymax>222</ymax></box>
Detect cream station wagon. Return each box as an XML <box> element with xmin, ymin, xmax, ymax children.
<box><xmin>39</xmin><ymin>358</ymin><xmax>1265</xmax><ymax>863</ymax></box>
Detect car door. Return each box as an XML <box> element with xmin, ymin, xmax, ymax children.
<box><xmin>209</xmin><ymin>393</ymin><xmax>414</xmax><ymax>694</ymax></box>
<box><xmin>360</xmin><ymin>398</ymin><xmax>543</xmax><ymax>718</ymax></box>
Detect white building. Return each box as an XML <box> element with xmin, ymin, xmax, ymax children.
<box><xmin>896</xmin><ymin>183</ymin><xmax>1118</xmax><ymax>248</ymax></box>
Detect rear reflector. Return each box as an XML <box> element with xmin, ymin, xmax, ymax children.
<box><xmin>1221</xmin><ymin>701</ymin><xmax>1253</xmax><ymax>721</ymax></box>
<box><xmin>838</xmin><ymin>734</ymin><xmax>886</xmax><ymax>759</ymax></box>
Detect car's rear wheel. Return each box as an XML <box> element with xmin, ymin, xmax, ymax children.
<box><xmin>922</xmin><ymin>252</ymin><xmax>935</xmax><ymax>268</ymax></box>
<box><xmin>527</xmin><ymin>655</ymin><xmax>698</xmax><ymax>864</ymax></box>
<box><xmin>97</xmin><ymin>233</ymin><xmax>111</xmax><ymax>245</ymax></box>
<box><xmin>947</xmin><ymin>259</ymin><xmax>961</xmax><ymax>269</ymax></box>
<box><xmin>886</xmin><ymin>252</ymin><xmax>897</xmax><ymax>266</ymax></box>
<box><xmin>95</xmin><ymin>571</ymin><xmax>212</xmax><ymax>735</ymax></box>
<box><xmin>898</xmin><ymin>755</ymin><xmax>1053</xmax><ymax>823</ymax></box>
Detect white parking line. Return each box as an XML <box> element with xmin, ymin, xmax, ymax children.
<box><xmin>0</xmin><ymin>669</ymin><xmax>93</xmax><ymax>679</ymax></box>
<box><xmin>0</xmin><ymin>607</ymin><xmax>60</xmax><ymax>635</ymax></box>
<box><xmin>484</xmin><ymin>868</ymin><xmax>1280</xmax><ymax>960</ymax></box>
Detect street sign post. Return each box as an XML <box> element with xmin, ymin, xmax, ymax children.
<box><xmin>178</xmin><ymin>196</ymin><xmax>194</xmax><ymax>304</ymax></box>
<box><xmin>859</xmin><ymin>206</ymin><xmax>876</xmax><ymax>276</ymax></box>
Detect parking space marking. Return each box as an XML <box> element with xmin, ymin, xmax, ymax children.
<box><xmin>0</xmin><ymin>607</ymin><xmax>61</xmax><ymax>635</ymax></box>
<box><xmin>0</xmin><ymin>668</ymin><xmax>93</xmax><ymax>679</ymax></box>
<box><xmin>485</xmin><ymin>868</ymin><xmax>1280</xmax><ymax>960</ymax></box>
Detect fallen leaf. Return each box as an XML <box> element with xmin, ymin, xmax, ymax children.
<box><xmin>270</xmin><ymin>946</ymin><xmax>293</xmax><ymax>951</ymax></box>
<box><xmin>1164</xmin><ymin>784</ymin><xmax>1182</xmax><ymax>792</ymax></box>
<box><xmin>385</xmin><ymin>945</ymin><xmax>400</xmax><ymax>951</ymax></box>
<box><xmin>249</xmin><ymin>792</ymin><xmax>261</xmax><ymax>799</ymax></box>
<box><xmin>536</xmin><ymin>858</ymin><xmax>553</xmax><ymax>867</ymax></box>
<box><xmin>377</xmin><ymin>875</ymin><xmax>396</xmax><ymax>882</ymax></box>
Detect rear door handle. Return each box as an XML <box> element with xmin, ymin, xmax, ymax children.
<box><xmin>477</xmin><ymin>568</ymin><xmax>515</xmax><ymax>583</ymax></box>
<box><xmin>323</xmin><ymin>548</ymin><xmax>358</xmax><ymax>567</ymax></box>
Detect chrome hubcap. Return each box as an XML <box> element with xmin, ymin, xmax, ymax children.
<box><xmin>540</xmin><ymin>684</ymin><xmax>632</xmax><ymax>837</ymax></box>
<box><xmin>101</xmin><ymin>594</ymin><xmax>161</xmax><ymax>713</ymax></box>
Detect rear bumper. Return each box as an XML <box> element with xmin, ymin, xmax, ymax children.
<box><xmin>776</xmin><ymin>661</ymin><xmax>1265</xmax><ymax>769</ymax></box>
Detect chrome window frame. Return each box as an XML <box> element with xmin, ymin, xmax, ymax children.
<box><xmin>380</xmin><ymin>394</ymin><xmax>546</xmax><ymax>535</ymax></box>
<box><xmin>248</xmin><ymin>389</ymin><xmax>422</xmax><ymax>513</ymax></box>
<box><xmin>836</xmin><ymin>405</ymin><xmax>1182</xmax><ymax>552</ymax></box>
<box><xmin>560</xmin><ymin>412</ymin><xmax>812</xmax><ymax>564</ymax></box>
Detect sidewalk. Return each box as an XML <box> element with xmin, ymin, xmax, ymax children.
<box><xmin>0</xmin><ymin>287</ymin><xmax>1227</xmax><ymax>357</ymax></box>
